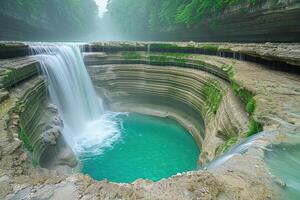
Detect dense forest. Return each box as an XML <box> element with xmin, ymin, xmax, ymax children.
<box><xmin>0</xmin><ymin>0</ymin><xmax>298</xmax><ymax>41</ymax></box>
<box><xmin>106</xmin><ymin>0</ymin><xmax>261</xmax><ymax>34</ymax></box>
<box><xmin>105</xmin><ymin>0</ymin><xmax>299</xmax><ymax>41</ymax></box>
<box><xmin>0</xmin><ymin>0</ymin><xmax>98</xmax><ymax>40</ymax></box>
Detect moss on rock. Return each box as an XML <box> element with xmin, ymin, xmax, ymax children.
<box><xmin>201</xmin><ymin>79</ymin><xmax>224</xmax><ymax>115</ymax></box>
<box><xmin>19</xmin><ymin>128</ymin><xmax>33</xmax><ymax>152</ymax></box>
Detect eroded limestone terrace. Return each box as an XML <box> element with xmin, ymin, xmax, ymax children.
<box><xmin>0</xmin><ymin>42</ymin><xmax>300</xmax><ymax>200</ymax></box>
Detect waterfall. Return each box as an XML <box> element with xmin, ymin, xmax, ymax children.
<box><xmin>30</xmin><ymin>43</ymin><xmax>120</xmax><ymax>156</ymax></box>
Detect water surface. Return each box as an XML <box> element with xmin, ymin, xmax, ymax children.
<box><xmin>80</xmin><ymin>113</ymin><xmax>200</xmax><ymax>183</ymax></box>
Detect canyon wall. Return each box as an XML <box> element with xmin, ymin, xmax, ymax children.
<box><xmin>107</xmin><ymin>0</ymin><xmax>300</xmax><ymax>42</ymax></box>
<box><xmin>0</xmin><ymin>42</ymin><xmax>299</xmax><ymax>199</ymax></box>
<box><xmin>84</xmin><ymin>52</ymin><xmax>250</xmax><ymax>163</ymax></box>
<box><xmin>167</xmin><ymin>0</ymin><xmax>300</xmax><ymax>42</ymax></box>
<box><xmin>0</xmin><ymin>49</ymin><xmax>75</xmax><ymax>175</ymax></box>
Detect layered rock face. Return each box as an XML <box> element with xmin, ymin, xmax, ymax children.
<box><xmin>0</xmin><ymin>42</ymin><xmax>299</xmax><ymax>199</ymax></box>
<box><xmin>0</xmin><ymin>50</ymin><xmax>77</xmax><ymax>197</ymax></box>
<box><xmin>142</xmin><ymin>0</ymin><xmax>300</xmax><ymax>42</ymax></box>
<box><xmin>84</xmin><ymin>52</ymin><xmax>250</xmax><ymax>163</ymax></box>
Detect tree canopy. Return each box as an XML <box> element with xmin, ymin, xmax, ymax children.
<box><xmin>106</xmin><ymin>0</ymin><xmax>259</xmax><ymax>35</ymax></box>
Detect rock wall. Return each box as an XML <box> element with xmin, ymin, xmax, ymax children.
<box><xmin>0</xmin><ymin>54</ymin><xmax>75</xmax><ymax>171</ymax></box>
<box><xmin>84</xmin><ymin>52</ymin><xmax>250</xmax><ymax>163</ymax></box>
<box><xmin>176</xmin><ymin>0</ymin><xmax>300</xmax><ymax>42</ymax></box>
<box><xmin>128</xmin><ymin>0</ymin><xmax>300</xmax><ymax>42</ymax></box>
<box><xmin>85</xmin><ymin>42</ymin><xmax>300</xmax><ymax>69</ymax></box>
<box><xmin>1</xmin><ymin>41</ymin><xmax>299</xmax><ymax>199</ymax></box>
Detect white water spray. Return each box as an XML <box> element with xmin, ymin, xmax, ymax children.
<box><xmin>30</xmin><ymin>43</ymin><xmax>120</xmax><ymax>156</ymax></box>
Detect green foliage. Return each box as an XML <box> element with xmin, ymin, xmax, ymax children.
<box><xmin>230</xmin><ymin>82</ymin><xmax>263</xmax><ymax>136</ymax></box>
<box><xmin>149</xmin><ymin>55</ymin><xmax>187</xmax><ymax>65</ymax></box>
<box><xmin>160</xmin><ymin>53</ymin><xmax>190</xmax><ymax>58</ymax></box>
<box><xmin>215</xmin><ymin>137</ymin><xmax>238</xmax><ymax>156</ymax></box>
<box><xmin>122</xmin><ymin>52</ymin><xmax>141</xmax><ymax>60</ymax></box>
<box><xmin>246</xmin><ymin>119</ymin><xmax>263</xmax><ymax>137</ymax></box>
<box><xmin>107</xmin><ymin>0</ymin><xmax>260</xmax><ymax>34</ymax></box>
<box><xmin>201</xmin><ymin>79</ymin><xmax>224</xmax><ymax>114</ymax></box>
<box><xmin>229</xmin><ymin>72</ymin><xmax>263</xmax><ymax>137</ymax></box>
<box><xmin>231</xmin><ymin>80</ymin><xmax>254</xmax><ymax>111</ymax></box>
<box><xmin>19</xmin><ymin>128</ymin><xmax>33</xmax><ymax>152</ymax></box>
<box><xmin>32</xmin><ymin>159</ymin><xmax>39</xmax><ymax>167</ymax></box>
<box><xmin>219</xmin><ymin>47</ymin><xmax>232</xmax><ymax>52</ymax></box>
<box><xmin>150</xmin><ymin>43</ymin><xmax>180</xmax><ymax>50</ymax></box>
<box><xmin>149</xmin><ymin>55</ymin><xmax>169</xmax><ymax>64</ymax></box>
<box><xmin>201</xmin><ymin>45</ymin><xmax>219</xmax><ymax>52</ymax></box>
<box><xmin>223</xmin><ymin>137</ymin><xmax>238</xmax><ymax>152</ymax></box>
<box><xmin>246</xmin><ymin>98</ymin><xmax>256</xmax><ymax>115</ymax></box>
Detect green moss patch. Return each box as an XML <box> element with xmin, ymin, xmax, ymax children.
<box><xmin>246</xmin><ymin>98</ymin><xmax>256</xmax><ymax>115</ymax></box>
<box><xmin>19</xmin><ymin>128</ymin><xmax>33</xmax><ymax>152</ymax></box>
<box><xmin>218</xmin><ymin>47</ymin><xmax>232</xmax><ymax>52</ymax></box>
<box><xmin>229</xmin><ymin>76</ymin><xmax>263</xmax><ymax>137</ymax></box>
<box><xmin>230</xmin><ymin>80</ymin><xmax>254</xmax><ymax>108</ymax></box>
<box><xmin>149</xmin><ymin>55</ymin><xmax>187</xmax><ymax>65</ymax></box>
<box><xmin>215</xmin><ymin>137</ymin><xmax>238</xmax><ymax>156</ymax></box>
<box><xmin>32</xmin><ymin>159</ymin><xmax>39</xmax><ymax>167</ymax></box>
<box><xmin>160</xmin><ymin>52</ymin><xmax>190</xmax><ymax>58</ymax></box>
<box><xmin>201</xmin><ymin>79</ymin><xmax>224</xmax><ymax>115</ymax></box>
<box><xmin>122</xmin><ymin>52</ymin><xmax>142</xmax><ymax>60</ymax></box>
<box><xmin>246</xmin><ymin>119</ymin><xmax>263</xmax><ymax>137</ymax></box>
<box><xmin>149</xmin><ymin>43</ymin><xmax>180</xmax><ymax>50</ymax></box>
<box><xmin>201</xmin><ymin>45</ymin><xmax>218</xmax><ymax>52</ymax></box>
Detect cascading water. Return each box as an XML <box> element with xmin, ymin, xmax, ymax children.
<box><xmin>29</xmin><ymin>43</ymin><xmax>200</xmax><ymax>183</ymax></box>
<box><xmin>32</xmin><ymin>42</ymin><xmax>300</xmax><ymax>192</ymax></box>
<box><xmin>206</xmin><ymin>127</ymin><xmax>300</xmax><ymax>199</ymax></box>
<box><xmin>30</xmin><ymin>43</ymin><xmax>120</xmax><ymax>156</ymax></box>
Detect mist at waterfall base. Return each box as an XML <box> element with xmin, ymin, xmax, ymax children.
<box><xmin>31</xmin><ymin>43</ymin><xmax>121</xmax><ymax>160</ymax></box>
<box><xmin>30</xmin><ymin>43</ymin><xmax>300</xmax><ymax>197</ymax></box>
<box><xmin>80</xmin><ymin>113</ymin><xmax>199</xmax><ymax>183</ymax></box>
<box><xmin>30</xmin><ymin>43</ymin><xmax>199</xmax><ymax>182</ymax></box>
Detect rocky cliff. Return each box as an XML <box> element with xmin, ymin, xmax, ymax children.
<box><xmin>0</xmin><ymin>42</ymin><xmax>299</xmax><ymax>199</ymax></box>
<box><xmin>106</xmin><ymin>0</ymin><xmax>300</xmax><ymax>42</ymax></box>
<box><xmin>83</xmin><ymin>52</ymin><xmax>250</xmax><ymax>163</ymax></box>
<box><xmin>173</xmin><ymin>0</ymin><xmax>300</xmax><ymax>42</ymax></box>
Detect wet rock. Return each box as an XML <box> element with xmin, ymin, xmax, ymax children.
<box><xmin>2</xmin><ymin>41</ymin><xmax>300</xmax><ymax>199</ymax></box>
<box><xmin>55</xmin><ymin>147</ymin><xmax>77</xmax><ymax>168</ymax></box>
<box><xmin>42</xmin><ymin>126</ymin><xmax>61</xmax><ymax>145</ymax></box>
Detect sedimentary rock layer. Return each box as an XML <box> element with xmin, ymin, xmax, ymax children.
<box><xmin>86</xmin><ymin>42</ymin><xmax>300</xmax><ymax>68</ymax></box>
<box><xmin>0</xmin><ymin>54</ymin><xmax>74</xmax><ymax>178</ymax></box>
<box><xmin>1</xmin><ymin>41</ymin><xmax>299</xmax><ymax>199</ymax></box>
<box><xmin>85</xmin><ymin>61</ymin><xmax>249</xmax><ymax>163</ymax></box>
